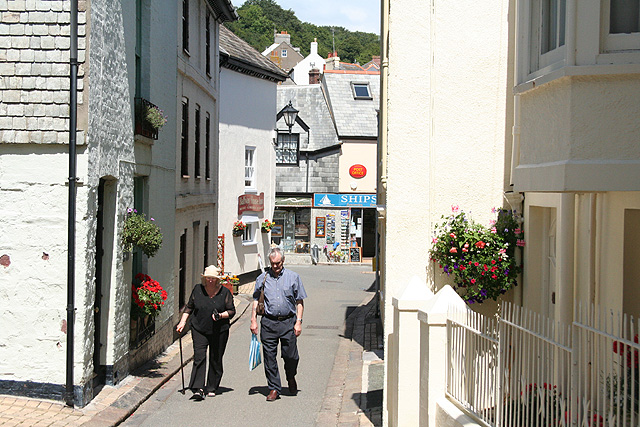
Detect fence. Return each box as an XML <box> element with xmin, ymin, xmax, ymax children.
<box><xmin>446</xmin><ymin>302</ymin><xmax>640</xmax><ymax>427</ymax></box>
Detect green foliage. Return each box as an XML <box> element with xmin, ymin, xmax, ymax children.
<box><xmin>429</xmin><ymin>207</ymin><xmax>524</xmax><ymax>304</ymax></box>
<box><xmin>122</xmin><ymin>210</ymin><xmax>163</xmax><ymax>258</ymax></box>
<box><xmin>225</xmin><ymin>0</ymin><xmax>380</xmax><ymax>64</ymax></box>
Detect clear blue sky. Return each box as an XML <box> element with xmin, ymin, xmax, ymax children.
<box><xmin>230</xmin><ymin>0</ymin><xmax>380</xmax><ymax>35</ymax></box>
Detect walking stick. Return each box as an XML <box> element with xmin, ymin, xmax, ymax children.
<box><xmin>178</xmin><ymin>332</ymin><xmax>186</xmax><ymax>394</ymax></box>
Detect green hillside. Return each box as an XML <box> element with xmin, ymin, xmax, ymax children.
<box><xmin>225</xmin><ymin>0</ymin><xmax>380</xmax><ymax>65</ymax></box>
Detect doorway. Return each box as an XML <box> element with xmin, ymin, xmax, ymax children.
<box><xmin>93</xmin><ymin>178</ymin><xmax>115</xmax><ymax>390</ymax></box>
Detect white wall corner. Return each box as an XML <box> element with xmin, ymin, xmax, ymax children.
<box><xmin>418</xmin><ymin>285</ymin><xmax>470</xmax><ymax>325</ymax></box>
<box><xmin>392</xmin><ymin>275</ymin><xmax>434</xmax><ymax>311</ymax></box>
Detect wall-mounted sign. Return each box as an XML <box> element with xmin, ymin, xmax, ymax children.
<box><xmin>238</xmin><ymin>192</ymin><xmax>264</xmax><ymax>215</ymax></box>
<box><xmin>349</xmin><ymin>164</ymin><xmax>367</xmax><ymax>179</ymax></box>
<box><xmin>314</xmin><ymin>193</ymin><xmax>377</xmax><ymax>208</ymax></box>
<box><xmin>275</xmin><ymin>196</ymin><xmax>312</xmax><ymax>207</ymax></box>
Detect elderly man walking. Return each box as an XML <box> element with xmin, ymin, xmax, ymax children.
<box><xmin>250</xmin><ymin>248</ymin><xmax>307</xmax><ymax>401</ymax></box>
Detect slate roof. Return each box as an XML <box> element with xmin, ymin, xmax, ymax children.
<box><xmin>322</xmin><ymin>72</ymin><xmax>380</xmax><ymax>138</ymax></box>
<box><xmin>277</xmin><ymin>85</ymin><xmax>340</xmax><ymax>151</ymax></box>
<box><xmin>219</xmin><ymin>26</ymin><xmax>288</xmax><ymax>82</ymax></box>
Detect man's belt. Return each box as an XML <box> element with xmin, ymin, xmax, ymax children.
<box><xmin>264</xmin><ymin>313</ymin><xmax>295</xmax><ymax>321</ymax></box>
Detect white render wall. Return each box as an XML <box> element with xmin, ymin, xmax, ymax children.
<box><xmin>292</xmin><ymin>40</ymin><xmax>324</xmax><ymax>85</ymax></box>
<box><xmin>382</xmin><ymin>0</ymin><xmax>513</xmax><ymax>424</ymax></box>
<box><xmin>338</xmin><ymin>140</ymin><xmax>377</xmax><ymax>193</ymax></box>
<box><xmin>0</xmin><ymin>0</ymin><xmax>136</xmax><ymax>394</ymax></box>
<box><xmin>218</xmin><ymin>67</ymin><xmax>277</xmax><ymax>275</ymax></box>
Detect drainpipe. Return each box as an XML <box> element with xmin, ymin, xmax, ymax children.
<box><xmin>305</xmin><ymin>152</ymin><xmax>310</xmax><ymax>194</ymax></box>
<box><xmin>65</xmin><ymin>0</ymin><xmax>78</xmax><ymax>408</ymax></box>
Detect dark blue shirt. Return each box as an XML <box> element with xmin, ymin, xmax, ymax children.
<box><xmin>254</xmin><ymin>267</ymin><xmax>307</xmax><ymax>317</ymax></box>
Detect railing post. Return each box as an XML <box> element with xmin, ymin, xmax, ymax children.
<box><xmin>389</xmin><ymin>277</ymin><xmax>433</xmax><ymax>427</ymax></box>
<box><xmin>417</xmin><ymin>285</ymin><xmax>469</xmax><ymax>427</ymax></box>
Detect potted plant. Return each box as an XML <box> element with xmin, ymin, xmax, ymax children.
<box><xmin>232</xmin><ymin>221</ymin><xmax>246</xmax><ymax>237</ymax></box>
<box><xmin>130</xmin><ymin>273</ymin><xmax>168</xmax><ymax>344</ymax></box>
<box><xmin>145</xmin><ymin>104</ymin><xmax>167</xmax><ymax>130</ymax></box>
<box><xmin>122</xmin><ymin>209</ymin><xmax>163</xmax><ymax>257</ymax></box>
<box><xmin>220</xmin><ymin>274</ymin><xmax>240</xmax><ymax>294</ymax></box>
<box><xmin>261</xmin><ymin>219</ymin><xmax>275</xmax><ymax>233</ymax></box>
<box><xmin>429</xmin><ymin>206</ymin><xmax>523</xmax><ymax>304</ymax></box>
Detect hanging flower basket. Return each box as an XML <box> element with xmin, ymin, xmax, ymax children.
<box><xmin>232</xmin><ymin>221</ymin><xmax>246</xmax><ymax>237</ymax></box>
<box><xmin>429</xmin><ymin>206</ymin><xmax>524</xmax><ymax>304</ymax></box>
<box><xmin>261</xmin><ymin>219</ymin><xmax>275</xmax><ymax>233</ymax></box>
<box><xmin>145</xmin><ymin>104</ymin><xmax>167</xmax><ymax>130</ymax></box>
<box><xmin>122</xmin><ymin>209</ymin><xmax>163</xmax><ymax>257</ymax></box>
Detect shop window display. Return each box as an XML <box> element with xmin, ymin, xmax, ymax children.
<box><xmin>272</xmin><ymin>208</ymin><xmax>311</xmax><ymax>253</ymax></box>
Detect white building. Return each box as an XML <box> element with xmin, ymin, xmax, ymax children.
<box><xmin>291</xmin><ymin>39</ymin><xmax>325</xmax><ymax>85</ymax></box>
<box><xmin>0</xmin><ymin>0</ymin><xmax>178</xmax><ymax>406</ymax></box>
<box><xmin>379</xmin><ymin>0</ymin><xmax>640</xmax><ymax>424</ymax></box>
<box><xmin>218</xmin><ymin>25</ymin><xmax>287</xmax><ymax>279</ymax></box>
<box><xmin>175</xmin><ymin>0</ymin><xmax>237</xmax><ymax>311</ymax></box>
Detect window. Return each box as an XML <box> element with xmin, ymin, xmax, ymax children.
<box><xmin>179</xmin><ymin>230</ymin><xmax>187</xmax><ymax>308</ymax></box>
<box><xmin>351</xmin><ymin>82</ymin><xmax>372</xmax><ymax>99</ymax></box>
<box><xmin>205</xmin><ymin>13</ymin><xmax>211</xmax><ymax>74</ymax></box>
<box><xmin>205</xmin><ymin>113</ymin><xmax>211</xmax><ymax>179</ymax></box>
<box><xmin>181</xmin><ymin>99</ymin><xmax>189</xmax><ymax>176</ymax></box>
<box><xmin>241</xmin><ymin>215</ymin><xmax>259</xmax><ymax>246</ymax></box>
<box><xmin>282</xmin><ymin>49</ymin><xmax>288</xmax><ymax>57</ymax></box>
<box><xmin>203</xmin><ymin>222</ymin><xmax>209</xmax><ymax>268</ymax></box>
<box><xmin>276</xmin><ymin>133</ymin><xmax>299</xmax><ymax>165</ymax></box>
<box><xmin>245</xmin><ymin>147</ymin><xmax>256</xmax><ymax>189</ymax></box>
<box><xmin>602</xmin><ymin>0</ymin><xmax>640</xmax><ymax>52</ymax></box>
<box><xmin>529</xmin><ymin>0</ymin><xmax>566</xmax><ymax>72</ymax></box>
<box><xmin>195</xmin><ymin>106</ymin><xmax>201</xmax><ymax>178</ymax></box>
<box><xmin>182</xmin><ymin>0</ymin><xmax>189</xmax><ymax>52</ymax></box>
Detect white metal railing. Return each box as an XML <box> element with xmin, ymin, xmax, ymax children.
<box><xmin>445</xmin><ymin>302</ymin><xmax>640</xmax><ymax>427</ymax></box>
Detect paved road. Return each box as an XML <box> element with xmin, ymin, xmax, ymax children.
<box><xmin>122</xmin><ymin>264</ymin><xmax>376</xmax><ymax>427</ymax></box>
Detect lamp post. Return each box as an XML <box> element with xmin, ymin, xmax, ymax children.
<box><xmin>281</xmin><ymin>101</ymin><xmax>298</xmax><ymax>134</ymax></box>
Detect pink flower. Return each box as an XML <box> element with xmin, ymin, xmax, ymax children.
<box><xmin>491</xmin><ymin>227</ymin><xmax>497</xmax><ymax>234</ymax></box>
<box><xmin>449</xmin><ymin>233</ymin><xmax>456</xmax><ymax>239</ymax></box>
<box><xmin>463</xmin><ymin>243</ymin><xmax>469</xmax><ymax>248</ymax></box>
<box><xmin>470</xmin><ymin>279</ymin><xmax>476</xmax><ymax>284</ymax></box>
<box><xmin>451</xmin><ymin>205</ymin><xmax>459</xmax><ymax>213</ymax></box>
<box><xmin>489</xmin><ymin>219</ymin><xmax>496</xmax><ymax>225</ymax></box>
<box><xmin>432</xmin><ymin>237</ymin><xmax>438</xmax><ymax>243</ymax></box>
<box><xmin>491</xmin><ymin>207</ymin><xmax>497</xmax><ymax>213</ymax></box>
<box><xmin>462</xmin><ymin>248</ymin><xmax>468</xmax><ymax>252</ymax></box>
<box><xmin>516</xmin><ymin>239</ymin><xmax>526</xmax><ymax>247</ymax></box>
<box><xmin>449</xmin><ymin>247</ymin><xmax>458</xmax><ymax>253</ymax></box>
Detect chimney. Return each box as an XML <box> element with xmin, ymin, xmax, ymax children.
<box><xmin>309</xmin><ymin>68</ymin><xmax>321</xmax><ymax>84</ymax></box>
<box><xmin>310</xmin><ymin>38</ymin><xmax>318</xmax><ymax>56</ymax></box>
<box><xmin>274</xmin><ymin>30</ymin><xmax>291</xmax><ymax>45</ymax></box>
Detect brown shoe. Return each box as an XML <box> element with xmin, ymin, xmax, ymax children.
<box><xmin>266</xmin><ymin>389</ymin><xmax>279</xmax><ymax>401</ymax></box>
<box><xmin>287</xmin><ymin>377</ymin><xmax>297</xmax><ymax>395</ymax></box>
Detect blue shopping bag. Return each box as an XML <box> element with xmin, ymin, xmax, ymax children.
<box><xmin>249</xmin><ymin>333</ymin><xmax>262</xmax><ymax>371</ymax></box>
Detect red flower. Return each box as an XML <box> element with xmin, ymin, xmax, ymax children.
<box><xmin>475</xmin><ymin>241</ymin><xmax>486</xmax><ymax>249</ymax></box>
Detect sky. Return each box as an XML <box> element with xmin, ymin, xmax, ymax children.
<box><xmin>230</xmin><ymin>0</ymin><xmax>381</xmax><ymax>35</ymax></box>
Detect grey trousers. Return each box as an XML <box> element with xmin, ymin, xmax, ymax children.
<box><xmin>260</xmin><ymin>316</ymin><xmax>299</xmax><ymax>393</ymax></box>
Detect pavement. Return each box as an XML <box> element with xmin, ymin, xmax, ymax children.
<box><xmin>0</xmin><ymin>285</ymin><xmax>383</xmax><ymax>426</ymax></box>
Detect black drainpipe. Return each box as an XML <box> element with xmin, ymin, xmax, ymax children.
<box><xmin>65</xmin><ymin>0</ymin><xmax>78</xmax><ymax>408</ymax></box>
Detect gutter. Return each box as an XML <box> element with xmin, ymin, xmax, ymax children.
<box><xmin>65</xmin><ymin>0</ymin><xmax>78</xmax><ymax>407</ymax></box>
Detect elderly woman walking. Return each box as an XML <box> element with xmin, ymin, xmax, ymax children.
<box><xmin>176</xmin><ymin>265</ymin><xmax>236</xmax><ymax>400</ymax></box>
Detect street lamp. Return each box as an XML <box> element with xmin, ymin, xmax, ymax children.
<box><xmin>281</xmin><ymin>101</ymin><xmax>298</xmax><ymax>134</ymax></box>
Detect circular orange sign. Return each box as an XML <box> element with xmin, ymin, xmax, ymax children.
<box><xmin>349</xmin><ymin>164</ymin><xmax>367</xmax><ymax>179</ymax></box>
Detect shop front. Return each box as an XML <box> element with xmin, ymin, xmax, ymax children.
<box><xmin>272</xmin><ymin>195</ymin><xmax>313</xmax><ymax>254</ymax></box>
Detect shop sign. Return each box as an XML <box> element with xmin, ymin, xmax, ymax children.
<box><xmin>349</xmin><ymin>164</ymin><xmax>367</xmax><ymax>179</ymax></box>
<box><xmin>275</xmin><ymin>196</ymin><xmax>312</xmax><ymax>207</ymax></box>
<box><xmin>314</xmin><ymin>193</ymin><xmax>377</xmax><ymax>208</ymax></box>
<box><xmin>238</xmin><ymin>192</ymin><xmax>264</xmax><ymax>215</ymax></box>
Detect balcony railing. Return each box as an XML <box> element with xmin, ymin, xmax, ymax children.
<box><xmin>135</xmin><ymin>97</ymin><xmax>159</xmax><ymax>140</ymax></box>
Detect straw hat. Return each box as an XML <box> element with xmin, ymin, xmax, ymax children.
<box><xmin>201</xmin><ymin>265</ymin><xmax>224</xmax><ymax>281</ymax></box>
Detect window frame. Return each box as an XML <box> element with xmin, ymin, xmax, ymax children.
<box><xmin>205</xmin><ymin>112</ymin><xmax>211</xmax><ymax>180</ymax></box>
<box><xmin>276</xmin><ymin>133</ymin><xmax>300</xmax><ymax>166</ymax></box>
<box><xmin>601</xmin><ymin>0</ymin><xmax>640</xmax><ymax>52</ymax></box>
<box><xmin>245</xmin><ymin>146</ymin><xmax>257</xmax><ymax>191</ymax></box>
<box><xmin>528</xmin><ymin>0</ymin><xmax>567</xmax><ymax>75</ymax></box>
<box><xmin>241</xmin><ymin>215</ymin><xmax>259</xmax><ymax>246</ymax></box>
<box><xmin>351</xmin><ymin>82</ymin><xmax>373</xmax><ymax>100</ymax></box>
<box><xmin>282</xmin><ymin>48</ymin><xmax>288</xmax><ymax>57</ymax></box>
<box><xmin>205</xmin><ymin>13</ymin><xmax>211</xmax><ymax>75</ymax></box>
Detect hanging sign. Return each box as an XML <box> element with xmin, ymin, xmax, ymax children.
<box><xmin>238</xmin><ymin>192</ymin><xmax>264</xmax><ymax>215</ymax></box>
<box><xmin>349</xmin><ymin>164</ymin><xmax>367</xmax><ymax>179</ymax></box>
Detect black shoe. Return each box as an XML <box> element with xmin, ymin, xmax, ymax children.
<box><xmin>191</xmin><ymin>389</ymin><xmax>205</xmax><ymax>401</ymax></box>
<box><xmin>287</xmin><ymin>376</ymin><xmax>297</xmax><ymax>395</ymax></box>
